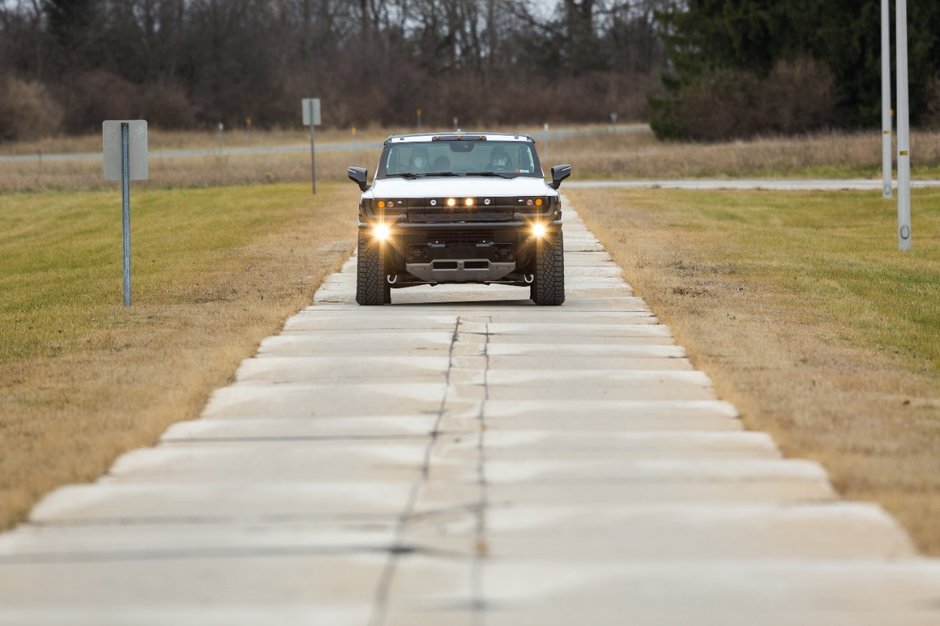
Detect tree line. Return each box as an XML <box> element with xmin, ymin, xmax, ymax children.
<box><xmin>0</xmin><ymin>0</ymin><xmax>668</xmax><ymax>139</ymax></box>
<box><xmin>3</xmin><ymin>1</ymin><xmax>938</xmax><ymax>142</ymax></box>
<box><xmin>649</xmin><ymin>0</ymin><xmax>940</xmax><ymax>140</ymax></box>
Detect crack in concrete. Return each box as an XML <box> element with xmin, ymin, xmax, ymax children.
<box><xmin>368</xmin><ymin>315</ymin><xmax>462</xmax><ymax>626</ymax></box>
<box><xmin>472</xmin><ymin>318</ymin><xmax>493</xmax><ymax>621</ymax></box>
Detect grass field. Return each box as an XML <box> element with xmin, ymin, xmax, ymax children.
<box><xmin>568</xmin><ymin>187</ymin><xmax>940</xmax><ymax>554</ymax></box>
<box><xmin>0</xmin><ymin>182</ymin><xmax>359</xmax><ymax>530</ymax></box>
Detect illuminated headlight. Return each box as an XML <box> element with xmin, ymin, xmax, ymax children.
<box><xmin>373</xmin><ymin>223</ymin><xmax>391</xmax><ymax>241</ymax></box>
<box><xmin>531</xmin><ymin>223</ymin><xmax>547</xmax><ymax>239</ymax></box>
<box><xmin>446</xmin><ymin>198</ymin><xmax>457</xmax><ymax>207</ymax></box>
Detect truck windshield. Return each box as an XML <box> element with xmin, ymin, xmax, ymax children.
<box><xmin>378</xmin><ymin>141</ymin><xmax>541</xmax><ymax>179</ymax></box>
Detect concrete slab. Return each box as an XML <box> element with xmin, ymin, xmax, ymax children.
<box><xmin>0</xmin><ymin>522</ymin><xmax>397</xmax><ymax>559</ymax></box>
<box><xmin>0</xmin><ymin>552</ymin><xmax>386</xmax><ymax>608</ymax></box>
<box><xmin>386</xmin><ymin>557</ymin><xmax>940</xmax><ymax>626</ymax></box>
<box><xmin>484</xmin><ymin>322</ymin><xmax>669</xmax><ymax>336</ymax></box>
<box><xmin>481</xmin><ymin>354</ymin><xmax>695</xmax><ymax>370</ymax></box>
<box><xmin>480</xmin><ymin>381</ymin><xmax>716</xmax><ymax>402</ymax></box>
<box><xmin>161</xmin><ymin>416</ymin><xmax>442</xmax><ymax>442</ymax></box>
<box><xmin>415</xmin><ymin>481</ymin><xmax>837</xmax><ymax>508</ymax></box>
<box><xmin>257</xmin><ymin>332</ymin><xmax>456</xmax><ymax>356</ymax></box>
<box><xmin>442</xmin><ymin>431</ymin><xmax>781</xmax><ymax>460</ymax></box>
<box><xmin>202</xmin><ymin>383</ymin><xmax>448</xmax><ymax>419</ymax></box>
<box><xmin>403</xmin><ymin>503</ymin><xmax>915</xmax><ymax>560</ymax></box>
<box><xmin>29</xmin><ymin>483</ymin><xmax>415</xmax><ymax>523</ymax></box>
<box><xmin>105</xmin><ymin>441</ymin><xmax>430</xmax><ymax>482</ymax></box>
<box><xmin>484</xmin><ymin>368</ymin><xmax>710</xmax><ymax>385</ymax></box>
<box><xmin>470</xmin><ymin>458</ymin><xmax>830</xmax><ymax>485</ymax></box>
<box><xmin>236</xmin><ymin>356</ymin><xmax>450</xmax><ymax>384</ymax></box>
<box><xmin>0</xmin><ymin>607</ymin><xmax>371</xmax><ymax>626</ymax></box>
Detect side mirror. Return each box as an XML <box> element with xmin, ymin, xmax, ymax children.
<box><xmin>550</xmin><ymin>164</ymin><xmax>572</xmax><ymax>190</ymax></box>
<box><xmin>347</xmin><ymin>166</ymin><xmax>369</xmax><ymax>191</ymax></box>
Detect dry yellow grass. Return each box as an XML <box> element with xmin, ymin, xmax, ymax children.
<box><xmin>0</xmin><ymin>182</ymin><xmax>359</xmax><ymax>530</ymax></box>
<box><xmin>6</xmin><ymin>125</ymin><xmax>940</xmax><ymax>193</ymax></box>
<box><xmin>0</xmin><ymin>126</ymin><xmax>391</xmax><ymax>156</ymax></box>
<box><xmin>554</xmin><ymin>127</ymin><xmax>940</xmax><ymax>180</ymax></box>
<box><xmin>569</xmin><ymin>187</ymin><xmax>940</xmax><ymax>554</ymax></box>
<box><xmin>0</xmin><ymin>122</ymin><xmax>578</xmax><ymax>157</ymax></box>
<box><xmin>0</xmin><ymin>151</ymin><xmax>366</xmax><ymax>192</ymax></box>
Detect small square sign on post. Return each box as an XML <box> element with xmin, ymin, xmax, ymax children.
<box><xmin>103</xmin><ymin>120</ymin><xmax>148</xmax><ymax>180</ymax></box>
<box><xmin>103</xmin><ymin>120</ymin><xmax>148</xmax><ymax>306</ymax></box>
<box><xmin>302</xmin><ymin>98</ymin><xmax>321</xmax><ymax>127</ymax></box>
<box><xmin>302</xmin><ymin>98</ymin><xmax>321</xmax><ymax>194</ymax></box>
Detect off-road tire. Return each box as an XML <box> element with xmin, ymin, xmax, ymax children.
<box><xmin>530</xmin><ymin>229</ymin><xmax>565</xmax><ymax>306</ymax></box>
<box><xmin>356</xmin><ymin>234</ymin><xmax>389</xmax><ymax>305</ymax></box>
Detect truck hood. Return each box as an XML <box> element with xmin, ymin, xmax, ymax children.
<box><xmin>367</xmin><ymin>176</ymin><xmax>555</xmax><ymax>199</ymax></box>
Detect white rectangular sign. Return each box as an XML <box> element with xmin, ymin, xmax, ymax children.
<box><xmin>103</xmin><ymin>120</ymin><xmax>148</xmax><ymax>180</ymax></box>
<box><xmin>302</xmin><ymin>98</ymin><xmax>321</xmax><ymax>126</ymax></box>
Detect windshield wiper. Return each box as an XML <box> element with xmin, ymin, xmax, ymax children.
<box><xmin>463</xmin><ymin>171</ymin><xmax>515</xmax><ymax>179</ymax></box>
<box><xmin>385</xmin><ymin>172</ymin><xmax>424</xmax><ymax>179</ymax></box>
<box><xmin>423</xmin><ymin>172</ymin><xmax>462</xmax><ymax>177</ymax></box>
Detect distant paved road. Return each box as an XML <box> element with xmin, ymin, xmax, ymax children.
<box><xmin>567</xmin><ymin>178</ymin><xmax>940</xmax><ymax>191</ymax></box>
<box><xmin>0</xmin><ymin>124</ymin><xmax>646</xmax><ymax>164</ymax></box>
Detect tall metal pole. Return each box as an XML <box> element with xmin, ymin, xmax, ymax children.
<box><xmin>121</xmin><ymin>122</ymin><xmax>132</xmax><ymax>306</ymax></box>
<box><xmin>309</xmin><ymin>101</ymin><xmax>317</xmax><ymax>195</ymax></box>
<box><xmin>896</xmin><ymin>0</ymin><xmax>912</xmax><ymax>251</ymax></box>
<box><xmin>881</xmin><ymin>0</ymin><xmax>893</xmax><ymax>198</ymax></box>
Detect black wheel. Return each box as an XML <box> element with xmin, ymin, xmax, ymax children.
<box><xmin>356</xmin><ymin>233</ymin><xmax>389</xmax><ymax>305</ymax></box>
<box><xmin>530</xmin><ymin>229</ymin><xmax>565</xmax><ymax>306</ymax></box>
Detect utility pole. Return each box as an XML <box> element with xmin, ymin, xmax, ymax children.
<box><xmin>896</xmin><ymin>0</ymin><xmax>912</xmax><ymax>251</ymax></box>
<box><xmin>881</xmin><ymin>0</ymin><xmax>893</xmax><ymax>198</ymax></box>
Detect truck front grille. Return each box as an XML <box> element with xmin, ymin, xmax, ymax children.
<box><xmin>408</xmin><ymin>208</ymin><xmax>514</xmax><ymax>223</ymax></box>
<box><xmin>426</xmin><ymin>231</ymin><xmax>495</xmax><ymax>245</ymax></box>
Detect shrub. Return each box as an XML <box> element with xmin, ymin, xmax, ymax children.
<box><xmin>650</xmin><ymin>57</ymin><xmax>836</xmax><ymax>141</ymax></box>
<box><xmin>0</xmin><ymin>77</ymin><xmax>64</xmax><ymax>141</ymax></box>
<box><xmin>56</xmin><ymin>71</ymin><xmax>195</xmax><ymax>133</ymax></box>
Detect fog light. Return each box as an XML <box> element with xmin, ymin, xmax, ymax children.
<box><xmin>446</xmin><ymin>198</ymin><xmax>457</xmax><ymax>207</ymax></box>
<box><xmin>532</xmin><ymin>222</ymin><xmax>547</xmax><ymax>239</ymax></box>
<box><xmin>373</xmin><ymin>223</ymin><xmax>391</xmax><ymax>241</ymax></box>
<box><xmin>464</xmin><ymin>197</ymin><xmax>474</xmax><ymax>207</ymax></box>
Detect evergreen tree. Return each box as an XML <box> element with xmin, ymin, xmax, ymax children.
<box><xmin>652</xmin><ymin>0</ymin><xmax>940</xmax><ymax>139</ymax></box>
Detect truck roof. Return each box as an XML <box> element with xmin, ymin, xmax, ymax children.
<box><xmin>384</xmin><ymin>131</ymin><xmax>535</xmax><ymax>144</ymax></box>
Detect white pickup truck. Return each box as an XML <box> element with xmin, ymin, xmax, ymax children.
<box><xmin>347</xmin><ymin>131</ymin><xmax>571</xmax><ymax>305</ymax></box>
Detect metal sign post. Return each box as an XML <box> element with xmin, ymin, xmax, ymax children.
<box><xmin>896</xmin><ymin>0</ymin><xmax>912</xmax><ymax>251</ymax></box>
<box><xmin>881</xmin><ymin>0</ymin><xmax>893</xmax><ymax>198</ymax></box>
<box><xmin>120</xmin><ymin>123</ymin><xmax>132</xmax><ymax>306</ymax></box>
<box><xmin>103</xmin><ymin>120</ymin><xmax>148</xmax><ymax>306</ymax></box>
<box><xmin>302</xmin><ymin>98</ymin><xmax>321</xmax><ymax>194</ymax></box>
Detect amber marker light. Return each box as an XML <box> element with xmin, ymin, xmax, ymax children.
<box><xmin>535</xmin><ymin>198</ymin><xmax>543</xmax><ymax>207</ymax></box>
<box><xmin>377</xmin><ymin>200</ymin><xmax>386</xmax><ymax>209</ymax></box>
<box><xmin>373</xmin><ymin>222</ymin><xmax>391</xmax><ymax>242</ymax></box>
<box><xmin>446</xmin><ymin>198</ymin><xmax>457</xmax><ymax>207</ymax></box>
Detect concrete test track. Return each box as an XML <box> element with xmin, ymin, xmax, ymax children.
<box><xmin>1</xmin><ymin>202</ymin><xmax>939</xmax><ymax>625</ymax></box>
